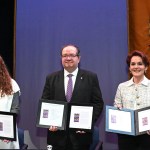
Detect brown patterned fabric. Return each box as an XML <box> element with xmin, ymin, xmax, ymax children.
<box><xmin>128</xmin><ymin>0</ymin><xmax>150</xmax><ymax>78</ymax></box>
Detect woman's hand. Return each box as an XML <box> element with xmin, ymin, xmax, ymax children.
<box><xmin>115</xmin><ymin>103</ymin><xmax>123</xmax><ymax>110</ymax></box>
<box><xmin>2</xmin><ymin>139</ymin><xmax>10</xmax><ymax>143</ymax></box>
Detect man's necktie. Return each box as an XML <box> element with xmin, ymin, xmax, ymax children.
<box><xmin>66</xmin><ymin>74</ymin><xmax>73</xmax><ymax>102</ymax></box>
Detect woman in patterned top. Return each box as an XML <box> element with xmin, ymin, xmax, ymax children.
<box><xmin>114</xmin><ymin>50</ymin><xmax>150</xmax><ymax>150</ymax></box>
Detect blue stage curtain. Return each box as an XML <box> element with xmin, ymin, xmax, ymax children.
<box><xmin>16</xmin><ymin>0</ymin><xmax>128</xmax><ymax>148</ymax></box>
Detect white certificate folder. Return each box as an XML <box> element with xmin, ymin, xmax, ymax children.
<box><xmin>36</xmin><ymin>99</ymin><xmax>68</xmax><ymax>130</ymax></box>
<box><xmin>68</xmin><ymin>103</ymin><xmax>94</xmax><ymax>132</ymax></box>
<box><xmin>105</xmin><ymin>105</ymin><xmax>150</xmax><ymax>136</ymax></box>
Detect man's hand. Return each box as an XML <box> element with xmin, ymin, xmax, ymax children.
<box><xmin>76</xmin><ymin>131</ymin><xmax>86</xmax><ymax>134</ymax></box>
<box><xmin>49</xmin><ymin>126</ymin><xmax>58</xmax><ymax>132</ymax></box>
<box><xmin>147</xmin><ymin>130</ymin><xmax>150</xmax><ymax>135</ymax></box>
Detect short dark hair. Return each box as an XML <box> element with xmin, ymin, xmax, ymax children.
<box><xmin>60</xmin><ymin>44</ymin><xmax>80</xmax><ymax>56</ymax></box>
<box><xmin>126</xmin><ymin>50</ymin><xmax>149</xmax><ymax>67</ymax></box>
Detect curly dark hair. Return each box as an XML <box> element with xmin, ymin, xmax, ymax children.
<box><xmin>0</xmin><ymin>56</ymin><xmax>13</xmax><ymax>97</ymax></box>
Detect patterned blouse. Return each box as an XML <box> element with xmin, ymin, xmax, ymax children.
<box><xmin>114</xmin><ymin>76</ymin><xmax>150</xmax><ymax>110</ymax></box>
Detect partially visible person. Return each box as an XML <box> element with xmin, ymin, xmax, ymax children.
<box><xmin>41</xmin><ymin>44</ymin><xmax>104</xmax><ymax>150</ymax></box>
<box><xmin>0</xmin><ymin>55</ymin><xmax>20</xmax><ymax>149</ymax></box>
<box><xmin>114</xmin><ymin>50</ymin><xmax>150</xmax><ymax>150</ymax></box>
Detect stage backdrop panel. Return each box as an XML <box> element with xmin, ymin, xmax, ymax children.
<box><xmin>16</xmin><ymin>0</ymin><xmax>128</xmax><ymax>149</ymax></box>
<box><xmin>128</xmin><ymin>0</ymin><xmax>150</xmax><ymax>78</ymax></box>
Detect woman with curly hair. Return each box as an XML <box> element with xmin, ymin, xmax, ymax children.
<box><xmin>0</xmin><ymin>55</ymin><xmax>20</xmax><ymax>149</ymax></box>
<box><xmin>114</xmin><ymin>50</ymin><xmax>150</xmax><ymax>150</ymax></box>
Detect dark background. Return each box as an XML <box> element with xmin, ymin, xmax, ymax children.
<box><xmin>0</xmin><ymin>0</ymin><xmax>15</xmax><ymax>77</ymax></box>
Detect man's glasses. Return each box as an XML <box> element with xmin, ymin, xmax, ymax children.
<box><xmin>61</xmin><ymin>54</ymin><xmax>79</xmax><ymax>58</ymax></box>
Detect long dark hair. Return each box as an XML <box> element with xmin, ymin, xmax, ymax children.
<box><xmin>0</xmin><ymin>56</ymin><xmax>13</xmax><ymax>97</ymax></box>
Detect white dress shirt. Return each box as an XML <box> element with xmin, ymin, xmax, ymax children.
<box><xmin>64</xmin><ymin>68</ymin><xmax>78</xmax><ymax>95</ymax></box>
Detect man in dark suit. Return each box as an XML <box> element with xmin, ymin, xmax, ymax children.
<box><xmin>41</xmin><ymin>44</ymin><xmax>103</xmax><ymax>150</ymax></box>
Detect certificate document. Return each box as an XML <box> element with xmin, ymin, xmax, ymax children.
<box><xmin>106</xmin><ymin>105</ymin><xmax>150</xmax><ymax>136</ymax></box>
<box><xmin>108</xmin><ymin>109</ymin><xmax>132</xmax><ymax>132</ymax></box>
<box><xmin>69</xmin><ymin>104</ymin><xmax>93</xmax><ymax>131</ymax></box>
<box><xmin>135</xmin><ymin>107</ymin><xmax>150</xmax><ymax>135</ymax></box>
<box><xmin>36</xmin><ymin>99</ymin><xmax>68</xmax><ymax>130</ymax></box>
<box><xmin>0</xmin><ymin>111</ymin><xmax>16</xmax><ymax>141</ymax></box>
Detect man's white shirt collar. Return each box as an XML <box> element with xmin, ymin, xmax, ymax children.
<box><xmin>64</xmin><ymin>68</ymin><xmax>78</xmax><ymax>77</ymax></box>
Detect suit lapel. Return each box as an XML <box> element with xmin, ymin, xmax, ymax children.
<box><xmin>58</xmin><ymin>71</ymin><xmax>66</xmax><ymax>98</ymax></box>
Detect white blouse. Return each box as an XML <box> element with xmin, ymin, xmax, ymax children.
<box><xmin>0</xmin><ymin>79</ymin><xmax>20</xmax><ymax>149</ymax></box>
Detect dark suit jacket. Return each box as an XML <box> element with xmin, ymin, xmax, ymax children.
<box><xmin>41</xmin><ymin>69</ymin><xmax>103</xmax><ymax>145</ymax></box>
